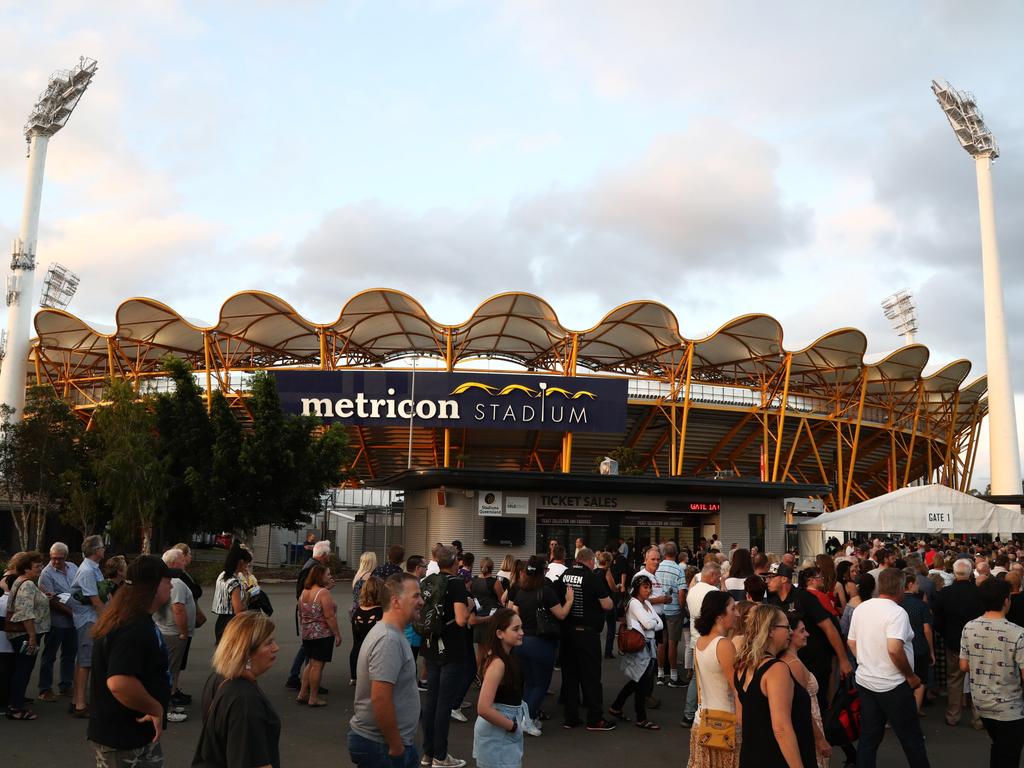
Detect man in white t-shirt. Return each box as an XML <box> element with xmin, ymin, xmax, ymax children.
<box><xmin>847</xmin><ymin>568</ymin><xmax>929</xmax><ymax>768</ymax></box>
<box><xmin>546</xmin><ymin>544</ymin><xmax>567</xmax><ymax>582</ymax></box>
<box><xmin>681</xmin><ymin>563</ymin><xmax>721</xmax><ymax>727</ymax></box>
<box><xmin>425</xmin><ymin>543</ymin><xmax>443</xmax><ymax>576</ymax></box>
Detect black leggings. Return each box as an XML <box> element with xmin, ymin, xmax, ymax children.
<box><xmin>611</xmin><ymin>658</ymin><xmax>654</xmax><ymax>721</ymax></box>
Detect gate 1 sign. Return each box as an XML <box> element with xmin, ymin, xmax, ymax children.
<box><xmin>925</xmin><ymin>507</ymin><xmax>953</xmax><ymax>529</ymax></box>
<box><xmin>270</xmin><ymin>370</ymin><xmax>627</xmax><ymax>433</ymax></box>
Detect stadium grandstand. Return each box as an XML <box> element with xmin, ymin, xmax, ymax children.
<box><xmin>22</xmin><ymin>288</ymin><xmax>986</xmax><ymax>517</ymax></box>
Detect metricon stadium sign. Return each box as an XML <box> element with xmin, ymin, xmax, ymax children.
<box><xmin>271</xmin><ymin>371</ymin><xmax>628</xmax><ymax>432</ymax></box>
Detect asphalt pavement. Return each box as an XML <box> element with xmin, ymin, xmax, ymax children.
<box><xmin>3</xmin><ymin>583</ymin><xmax>991</xmax><ymax>767</ymax></box>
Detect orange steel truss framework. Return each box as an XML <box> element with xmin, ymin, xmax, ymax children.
<box><xmin>24</xmin><ymin>290</ymin><xmax>988</xmax><ymax>510</ymax></box>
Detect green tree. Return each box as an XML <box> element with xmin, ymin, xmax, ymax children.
<box><xmin>237</xmin><ymin>372</ymin><xmax>351</xmax><ymax>532</ymax></box>
<box><xmin>206</xmin><ymin>390</ymin><xmax>245</xmax><ymax>533</ymax></box>
<box><xmin>154</xmin><ymin>358</ymin><xmax>213</xmax><ymax>542</ymax></box>
<box><xmin>0</xmin><ymin>387</ymin><xmax>86</xmax><ymax>549</ymax></box>
<box><xmin>92</xmin><ymin>379</ymin><xmax>170</xmax><ymax>553</ymax></box>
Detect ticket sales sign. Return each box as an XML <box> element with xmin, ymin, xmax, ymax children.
<box><xmin>271</xmin><ymin>370</ymin><xmax>628</xmax><ymax>433</ymax></box>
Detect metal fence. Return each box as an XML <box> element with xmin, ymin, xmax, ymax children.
<box><xmin>344</xmin><ymin>504</ymin><xmax>405</xmax><ymax>566</ymax></box>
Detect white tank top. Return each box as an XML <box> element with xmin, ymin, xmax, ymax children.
<box><xmin>694</xmin><ymin>635</ymin><xmax>735</xmax><ymax>717</ymax></box>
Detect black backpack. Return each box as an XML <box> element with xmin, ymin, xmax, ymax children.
<box><xmin>413</xmin><ymin>573</ymin><xmax>452</xmax><ymax>641</ymax></box>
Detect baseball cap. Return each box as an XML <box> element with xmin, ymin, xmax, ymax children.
<box><xmin>124</xmin><ymin>555</ymin><xmax>171</xmax><ymax>587</ymax></box>
<box><xmin>768</xmin><ymin>562</ymin><xmax>794</xmax><ymax>579</ymax></box>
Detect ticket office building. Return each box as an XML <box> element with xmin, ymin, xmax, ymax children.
<box><xmin>378</xmin><ymin>469</ymin><xmax>830</xmax><ymax>567</ymax></box>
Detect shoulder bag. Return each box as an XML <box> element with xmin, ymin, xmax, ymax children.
<box><xmin>535</xmin><ymin>589</ymin><xmax>562</xmax><ymax>639</ymax></box>
<box><xmin>3</xmin><ymin>579</ymin><xmax>28</xmax><ymax>635</ymax></box>
<box><xmin>693</xmin><ymin>641</ymin><xmax>738</xmax><ymax>752</ymax></box>
<box><xmin>616</xmin><ymin>599</ymin><xmax>646</xmax><ymax>654</ymax></box>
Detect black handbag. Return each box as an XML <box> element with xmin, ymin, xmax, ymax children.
<box><xmin>824</xmin><ymin>678</ymin><xmax>861</xmax><ymax>745</ymax></box>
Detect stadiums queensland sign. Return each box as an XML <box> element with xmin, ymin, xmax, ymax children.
<box><xmin>271</xmin><ymin>370</ymin><xmax>627</xmax><ymax>432</ymax></box>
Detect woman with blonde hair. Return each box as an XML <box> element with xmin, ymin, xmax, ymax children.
<box><xmin>350</xmin><ymin>551</ymin><xmax>377</xmax><ymax>619</ymax></box>
<box><xmin>299</xmin><ymin>564</ymin><xmax>342</xmax><ymax>706</ymax></box>
<box><xmin>194</xmin><ymin>611</ymin><xmax>281</xmax><ymax>768</ymax></box>
<box><xmin>734</xmin><ymin>604</ymin><xmax>815</xmax><ymax>768</ymax></box>
<box><xmin>496</xmin><ymin>554</ymin><xmax>516</xmax><ymax>592</ymax></box>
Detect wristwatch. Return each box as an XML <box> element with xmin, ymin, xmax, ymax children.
<box><xmin>508</xmin><ymin>719</ymin><xmax>518</xmax><ymax>734</ymax></box>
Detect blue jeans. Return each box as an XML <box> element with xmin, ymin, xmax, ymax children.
<box><xmin>422</xmin><ymin>658</ymin><xmax>463</xmax><ymax>761</ymax></box>
<box><xmin>39</xmin><ymin>624</ymin><xmax>77</xmax><ymax>694</ymax></box>
<box><xmin>683</xmin><ymin>655</ymin><xmax>698</xmax><ymax>720</ymax></box>
<box><xmin>347</xmin><ymin>732</ymin><xmax>418</xmax><ymax>768</ymax></box>
<box><xmin>856</xmin><ymin>682</ymin><xmax>930</xmax><ymax>768</ymax></box>
<box><xmin>287</xmin><ymin>646</ymin><xmax>307</xmax><ymax>685</ymax></box>
<box><xmin>518</xmin><ymin>635</ymin><xmax>557</xmax><ymax>719</ymax></box>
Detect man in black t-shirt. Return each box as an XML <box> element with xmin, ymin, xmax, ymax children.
<box><xmin>88</xmin><ymin>555</ymin><xmax>173</xmax><ymax>768</ymax></box>
<box><xmin>557</xmin><ymin>547</ymin><xmax>616</xmax><ymax>731</ymax></box>
<box><xmin>420</xmin><ymin>545</ymin><xmax>471</xmax><ymax>768</ymax></box>
<box><xmin>765</xmin><ymin>562</ymin><xmax>852</xmax><ymax>711</ymax></box>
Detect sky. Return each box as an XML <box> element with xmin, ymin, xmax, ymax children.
<box><xmin>1</xmin><ymin>1</ymin><xmax>1024</xmax><ymax>487</ymax></box>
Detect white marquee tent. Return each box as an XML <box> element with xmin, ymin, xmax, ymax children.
<box><xmin>797</xmin><ymin>484</ymin><xmax>1024</xmax><ymax>557</ymax></box>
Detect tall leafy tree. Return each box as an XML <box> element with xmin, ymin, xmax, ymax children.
<box><xmin>238</xmin><ymin>372</ymin><xmax>351</xmax><ymax>532</ymax></box>
<box><xmin>154</xmin><ymin>358</ymin><xmax>213</xmax><ymax>542</ymax></box>
<box><xmin>0</xmin><ymin>387</ymin><xmax>86</xmax><ymax>549</ymax></box>
<box><xmin>206</xmin><ymin>390</ymin><xmax>246</xmax><ymax>533</ymax></box>
<box><xmin>92</xmin><ymin>379</ymin><xmax>170</xmax><ymax>553</ymax></box>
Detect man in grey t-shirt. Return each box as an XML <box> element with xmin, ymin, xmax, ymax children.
<box><xmin>348</xmin><ymin>573</ymin><xmax>424</xmax><ymax>768</ymax></box>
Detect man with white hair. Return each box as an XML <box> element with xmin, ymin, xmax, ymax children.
<box><xmin>154</xmin><ymin>548</ymin><xmax>196</xmax><ymax>723</ymax></box>
<box><xmin>38</xmin><ymin>542</ymin><xmax>78</xmax><ymax>701</ymax></box>
<box><xmin>933</xmin><ymin>558</ymin><xmax>984</xmax><ymax>728</ymax></box>
<box><xmin>286</xmin><ymin>539</ymin><xmax>334</xmax><ymax>690</ymax></box>
<box><xmin>69</xmin><ymin>534</ymin><xmax>106</xmax><ymax>717</ymax></box>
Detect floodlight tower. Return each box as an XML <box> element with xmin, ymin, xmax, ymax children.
<box><xmin>881</xmin><ymin>289</ymin><xmax>918</xmax><ymax>344</ymax></box>
<box><xmin>0</xmin><ymin>57</ymin><xmax>96</xmax><ymax>419</ymax></box>
<box><xmin>932</xmin><ymin>79</ymin><xmax>1021</xmax><ymax>498</ymax></box>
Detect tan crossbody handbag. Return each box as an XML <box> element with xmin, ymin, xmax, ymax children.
<box><xmin>693</xmin><ymin>642</ymin><xmax>738</xmax><ymax>752</ymax></box>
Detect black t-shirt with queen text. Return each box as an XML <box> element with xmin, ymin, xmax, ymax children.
<box><xmin>557</xmin><ymin>564</ymin><xmax>611</xmax><ymax>631</ymax></box>
<box><xmin>88</xmin><ymin>616</ymin><xmax>171</xmax><ymax>750</ymax></box>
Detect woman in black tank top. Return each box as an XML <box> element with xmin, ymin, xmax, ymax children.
<box><xmin>733</xmin><ymin>605</ymin><xmax>816</xmax><ymax>768</ymax></box>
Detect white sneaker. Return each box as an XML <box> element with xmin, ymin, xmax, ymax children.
<box><xmin>167</xmin><ymin>711</ymin><xmax>188</xmax><ymax>723</ymax></box>
<box><xmin>450</xmin><ymin>708</ymin><xmax>468</xmax><ymax>722</ymax></box>
<box><xmin>420</xmin><ymin>756</ymin><xmax>432</xmax><ymax>766</ymax></box>
<box><xmin>432</xmin><ymin>756</ymin><xmax>466</xmax><ymax>768</ymax></box>
<box><xmin>521</xmin><ymin>717</ymin><xmax>542</xmax><ymax>736</ymax></box>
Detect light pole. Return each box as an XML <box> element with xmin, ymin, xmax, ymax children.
<box><xmin>932</xmin><ymin>79</ymin><xmax>1021</xmax><ymax>498</ymax></box>
<box><xmin>0</xmin><ymin>57</ymin><xmax>97</xmax><ymax>420</ymax></box>
<box><xmin>881</xmin><ymin>288</ymin><xmax>918</xmax><ymax>344</ymax></box>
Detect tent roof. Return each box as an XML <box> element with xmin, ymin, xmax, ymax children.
<box><xmin>797</xmin><ymin>484</ymin><xmax>1024</xmax><ymax>534</ymax></box>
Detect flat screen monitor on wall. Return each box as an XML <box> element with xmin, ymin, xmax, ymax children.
<box><xmin>483</xmin><ymin>516</ymin><xmax>527</xmax><ymax>546</ymax></box>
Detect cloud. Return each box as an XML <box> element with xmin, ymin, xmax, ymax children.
<box><xmin>286</xmin><ymin>119</ymin><xmax>809</xmax><ymax>324</ymax></box>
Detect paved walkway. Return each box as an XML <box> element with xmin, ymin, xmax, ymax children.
<box><xmin>5</xmin><ymin>583</ymin><xmax>989</xmax><ymax>766</ymax></box>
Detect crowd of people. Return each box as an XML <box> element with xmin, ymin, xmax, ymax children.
<box><xmin>2</xmin><ymin>532</ymin><xmax>1024</xmax><ymax>768</ymax></box>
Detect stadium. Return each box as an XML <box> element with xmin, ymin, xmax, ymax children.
<box><xmin>24</xmin><ymin>288</ymin><xmax>987</xmax><ymax>561</ymax></box>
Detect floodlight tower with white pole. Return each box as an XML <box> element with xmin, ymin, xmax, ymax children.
<box><xmin>881</xmin><ymin>288</ymin><xmax>919</xmax><ymax>344</ymax></box>
<box><xmin>932</xmin><ymin>79</ymin><xmax>1022</xmax><ymax>499</ymax></box>
<box><xmin>0</xmin><ymin>57</ymin><xmax>97</xmax><ymax>420</ymax></box>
